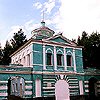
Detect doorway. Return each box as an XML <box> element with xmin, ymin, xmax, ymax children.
<box><xmin>55</xmin><ymin>80</ymin><xmax>70</xmax><ymax>100</ymax></box>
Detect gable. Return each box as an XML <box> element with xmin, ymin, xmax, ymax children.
<box><xmin>50</xmin><ymin>37</ymin><xmax>70</xmax><ymax>44</ymax></box>
<box><xmin>43</xmin><ymin>34</ymin><xmax>77</xmax><ymax>46</ymax></box>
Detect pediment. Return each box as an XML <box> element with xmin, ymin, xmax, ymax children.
<box><xmin>44</xmin><ymin>34</ymin><xmax>76</xmax><ymax>46</ymax></box>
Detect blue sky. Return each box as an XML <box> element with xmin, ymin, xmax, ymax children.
<box><xmin>0</xmin><ymin>0</ymin><xmax>100</xmax><ymax>47</ymax></box>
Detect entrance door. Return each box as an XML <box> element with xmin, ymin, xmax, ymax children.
<box><xmin>55</xmin><ymin>80</ymin><xmax>70</xmax><ymax>100</ymax></box>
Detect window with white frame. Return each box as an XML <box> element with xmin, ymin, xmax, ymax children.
<box><xmin>67</xmin><ymin>55</ymin><xmax>72</xmax><ymax>66</ymax></box>
<box><xmin>67</xmin><ymin>52</ymin><xmax>72</xmax><ymax>66</ymax></box>
<box><xmin>47</xmin><ymin>53</ymin><xmax>52</xmax><ymax>65</ymax></box>
<box><xmin>57</xmin><ymin>54</ymin><xmax>63</xmax><ymax>66</ymax></box>
<box><xmin>46</xmin><ymin>48</ymin><xmax>53</xmax><ymax>65</ymax></box>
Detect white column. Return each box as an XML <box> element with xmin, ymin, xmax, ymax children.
<box><xmin>64</xmin><ymin>47</ymin><xmax>67</xmax><ymax>70</ymax></box>
<box><xmin>73</xmin><ymin>49</ymin><xmax>76</xmax><ymax>71</ymax></box>
<box><xmin>54</xmin><ymin>46</ymin><xmax>57</xmax><ymax>70</ymax></box>
<box><xmin>30</xmin><ymin>52</ymin><xmax>33</xmax><ymax>67</ymax></box>
<box><xmin>31</xmin><ymin>50</ymin><xmax>33</xmax><ymax>66</ymax></box>
<box><xmin>79</xmin><ymin>80</ymin><xmax>84</xmax><ymax>95</ymax></box>
<box><xmin>43</xmin><ymin>45</ymin><xmax>46</xmax><ymax>70</ymax></box>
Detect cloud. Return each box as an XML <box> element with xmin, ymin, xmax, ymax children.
<box><xmin>33</xmin><ymin>2</ymin><xmax>42</xmax><ymax>9</ymax></box>
<box><xmin>43</xmin><ymin>0</ymin><xmax>56</xmax><ymax>14</ymax></box>
<box><xmin>6</xmin><ymin>20</ymin><xmax>41</xmax><ymax>44</ymax></box>
<box><xmin>33</xmin><ymin>0</ymin><xmax>56</xmax><ymax>14</ymax></box>
<box><xmin>25</xmin><ymin>20</ymin><xmax>40</xmax><ymax>30</ymax></box>
<box><xmin>50</xmin><ymin>0</ymin><xmax>100</xmax><ymax>39</ymax></box>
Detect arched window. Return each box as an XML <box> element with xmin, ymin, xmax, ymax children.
<box><xmin>57</xmin><ymin>49</ymin><xmax>63</xmax><ymax>66</ymax></box>
<box><xmin>67</xmin><ymin>51</ymin><xmax>73</xmax><ymax>66</ymax></box>
<box><xmin>47</xmin><ymin>53</ymin><xmax>52</xmax><ymax>65</ymax></box>
<box><xmin>46</xmin><ymin>48</ymin><xmax>53</xmax><ymax>65</ymax></box>
<box><xmin>57</xmin><ymin>54</ymin><xmax>62</xmax><ymax>66</ymax></box>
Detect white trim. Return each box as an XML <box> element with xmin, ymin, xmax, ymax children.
<box><xmin>84</xmin><ymin>85</ymin><xmax>89</xmax><ymax>88</ymax></box>
<box><xmin>68</xmin><ymin>81</ymin><xmax>78</xmax><ymax>83</ymax></box>
<box><xmin>43</xmin><ymin>79</ymin><xmax>55</xmax><ymax>81</ymax></box>
<box><xmin>25</xmin><ymin>91</ymin><xmax>32</xmax><ymax>95</ymax></box>
<box><xmin>73</xmin><ymin>49</ymin><xmax>76</xmax><ymax>71</ymax></box>
<box><xmin>0</xmin><ymin>81</ymin><xmax>8</xmax><ymax>83</ymax></box>
<box><xmin>84</xmin><ymin>81</ymin><xmax>89</xmax><ymax>83</ymax></box>
<box><xmin>30</xmin><ymin>48</ymin><xmax>33</xmax><ymax>66</ymax></box>
<box><xmin>25</xmin><ymin>81</ymin><xmax>33</xmax><ymax>83</ymax></box>
<box><xmin>46</xmin><ymin>48</ymin><xmax>53</xmax><ymax>53</ymax></box>
<box><xmin>25</xmin><ymin>86</ymin><xmax>32</xmax><ymax>89</ymax></box>
<box><xmin>0</xmin><ymin>93</ymin><xmax>7</xmax><ymax>96</ymax></box>
<box><xmin>43</xmin><ymin>87</ymin><xmax>55</xmax><ymax>89</ymax></box>
<box><xmin>0</xmin><ymin>86</ymin><xmax>7</xmax><ymax>90</ymax></box>
<box><xmin>33</xmin><ymin>41</ymin><xmax>80</xmax><ymax>49</ymax></box>
<box><xmin>57</xmin><ymin>49</ymin><xmax>63</xmax><ymax>54</ymax></box>
<box><xmin>85</xmin><ymin>89</ymin><xmax>89</xmax><ymax>92</ymax></box>
<box><xmin>67</xmin><ymin>50</ymin><xmax>73</xmax><ymax>55</ymax></box>
<box><xmin>64</xmin><ymin>47</ymin><xmax>67</xmax><ymax>70</ymax></box>
<box><xmin>69</xmin><ymin>86</ymin><xmax>79</xmax><ymax>88</ymax></box>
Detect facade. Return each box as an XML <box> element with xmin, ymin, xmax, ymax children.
<box><xmin>0</xmin><ymin>21</ymin><xmax>100</xmax><ymax>100</ymax></box>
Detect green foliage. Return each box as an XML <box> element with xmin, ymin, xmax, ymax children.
<box><xmin>1</xmin><ymin>41</ymin><xmax>13</xmax><ymax>65</ymax></box>
<box><xmin>0</xmin><ymin>46</ymin><xmax>3</xmax><ymax>64</ymax></box>
<box><xmin>77</xmin><ymin>31</ymin><xmax>100</xmax><ymax>69</ymax></box>
<box><xmin>10</xmin><ymin>29</ymin><xmax>27</xmax><ymax>52</ymax></box>
<box><xmin>0</xmin><ymin>29</ymin><xmax>27</xmax><ymax>65</ymax></box>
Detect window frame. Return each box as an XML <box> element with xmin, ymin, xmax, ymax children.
<box><xmin>46</xmin><ymin>53</ymin><xmax>52</xmax><ymax>65</ymax></box>
<box><xmin>67</xmin><ymin>55</ymin><xmax>72</xmax><ymax>66</ymax></box>
<box><xmin>57</xmin><ymin>54</ymin><xmax>63</xmax><ymax>66</ymax></box>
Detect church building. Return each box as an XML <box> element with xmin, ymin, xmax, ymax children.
<box><xmin>0</xmin><ymin>21</ymin><xmax>100</xmax><ymax>100</ymax></box>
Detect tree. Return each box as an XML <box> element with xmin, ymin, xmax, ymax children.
<box><xmin>77</xmin><ymin>31</ymin><xmax>100</xmax><ymax>69</ymax></box>
<box><xmin>2</xmin><ymin>41</ymin><xmax>13</xmax><ymax>65</ymax></box>
<box><xmin>0</xmin><ymin>29</ymin><xmax>27</xmax><ymax>65</ymax></box>
<box><xmin>11</xmin><ymin>29</ymin><xmax>27</xmax><ymax>52</ymax></box>
<box><xmin>0</xmin><ymin>43</ymin><xmax>3</xmax><ymax>65</ymax></box>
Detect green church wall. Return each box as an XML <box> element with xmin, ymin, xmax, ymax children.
<box><xmin>57</xmin><ymin>66</ymin><xmax>64</xmax><ymax>71</ymax></box>
<box><xmin>66</xmin><ymin>48</ymin><xmax>73</xmax><ymax>53</ymax></box>
<box><xmin>33</xmin><ymin>65</ymin><xmax>43</xmax><ymax>71</ymax></box>
<box><xmin>46</xmin><ymin>66</ymin><xmax>54</xmax><ymax>71</ymax></box>
<box><xmin>75</xmin><ymin>49</ymin><xmax>83</xmax><ymax>72</ymax></box>
<box><xmin>67</xmin><ymin>67</ymin><xmax>74</xmax><ymax>71</ymax></box>
<box><xmin>33</xmin><ymin>43</ymin><xmax>43</xmax><ymax>65</ymax></box>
